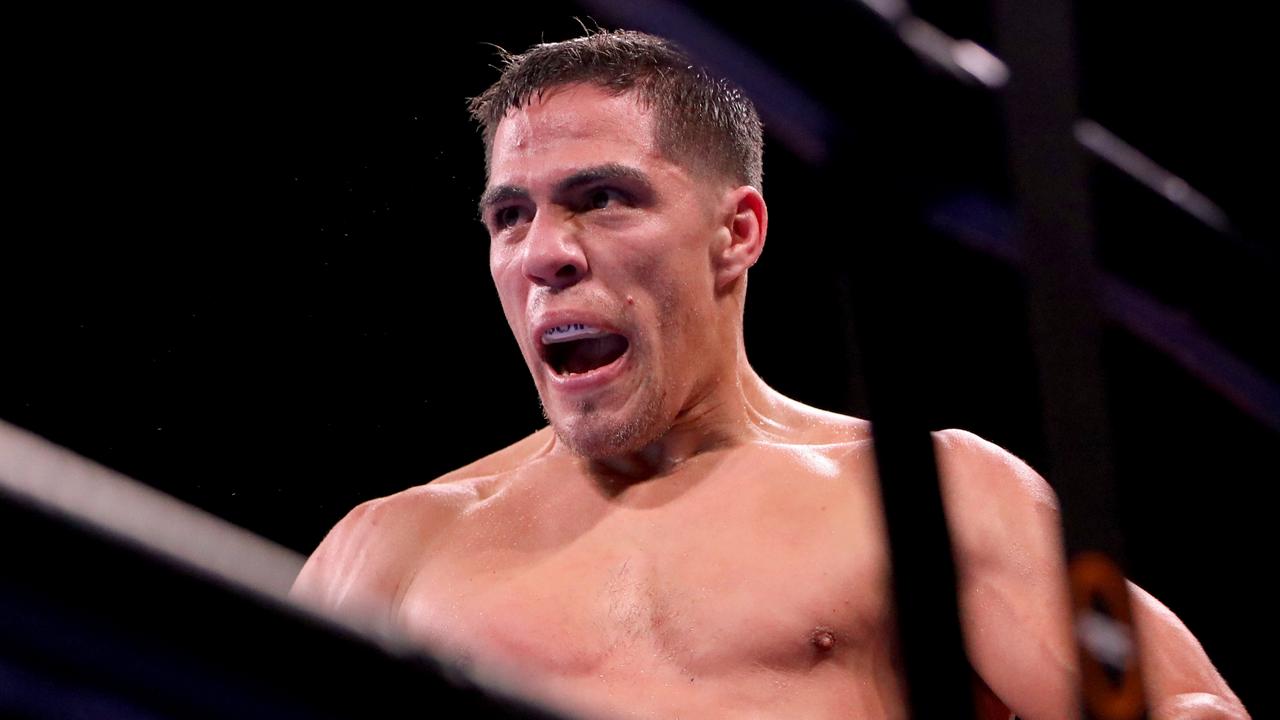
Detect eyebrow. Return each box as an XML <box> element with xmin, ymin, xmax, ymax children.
<box><xmin>477</xmin><ymin>163</ymin><xmax>654</xmax><ymax>219</ymax></box>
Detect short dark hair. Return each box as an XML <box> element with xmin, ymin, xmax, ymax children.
<box><xmin>468</xmin><ymin>29</ymin><xmax>763</xmax><ymax>192</ymax></box>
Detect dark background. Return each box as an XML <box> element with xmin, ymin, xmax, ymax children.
<box><xmin>5</xmin><ymin>2</ymin><xmax>1273</xmax><ymax>715</ymax></box>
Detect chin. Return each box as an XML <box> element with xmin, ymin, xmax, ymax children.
<box><xmin>544</xmin><ymin>389</ymin><xmax>668</xmax><ymax>460</ymax></box>
<box><xmin>553</xmin><ymin>422</ymin><xmax>651</xmax><ymax>460</ymax></box>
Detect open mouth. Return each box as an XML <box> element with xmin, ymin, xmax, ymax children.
<box><xmin>541</xmin><ymin>323</ymin><xmax>630</xmax><ymax>377</ymax></box>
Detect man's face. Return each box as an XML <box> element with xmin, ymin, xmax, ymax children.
<box><xmin>482</xmin><ymin>83</ymin><xmax>729</xmax><ymax>459</ymax></box>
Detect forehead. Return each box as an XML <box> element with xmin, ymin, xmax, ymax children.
<box><xmin>488</xmin><ymin>84</ymin><xmax>662</xmax><ymax>183</ymax></box>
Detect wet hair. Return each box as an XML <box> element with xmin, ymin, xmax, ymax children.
<box><xmin>468</xmin><ymin>28</ymin><xmax>763</xmax><ymax>192</ymax></box>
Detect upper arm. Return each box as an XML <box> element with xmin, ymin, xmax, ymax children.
<box><xmin>934</xmin><ymin>429</ymin><xmax>1078</xmax><ymax>720</ymax></box>
<box><xmin>933</xmin><ymin>429</ymin><xmax>1248</xmax><ymax>719</ymax></box>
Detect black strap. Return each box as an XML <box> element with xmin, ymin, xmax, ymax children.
<box><xmin>990</xmin><ymin>0</ymin><xmax>1148</xmax><ymax>716</ymax></box>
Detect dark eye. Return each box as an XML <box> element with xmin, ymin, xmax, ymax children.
<box><xmin>493</xmin><ymin>205</ymin><xmax>528</xmax><ymax>229</ymax></box>
<box><xmin>586</xmin><ymin>187</ymin><xmax>624</xmax><ymax>211</ymax></box>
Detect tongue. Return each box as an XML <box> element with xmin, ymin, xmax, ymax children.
<box><xmin>563</xmin><ymin>334</ymin><xmax>628</xmax><ymax>375</ymax></box>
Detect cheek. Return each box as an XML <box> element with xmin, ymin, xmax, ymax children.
<box><xmin>489</xmin><ymin>266</ymin><xmax>530</xmax><ymax>344</ymax></box>
<box><xmin>655</xmin><ymin>253</ymin><xmax>711</xmax><ymax>315</ymax></box>
<box><xmin>490</xmin><ymin>254</ymin><xmax>522</xmax><ymax>304</ymax></box>
<box><xmin>633</xmin><ymin>259</ymin><xmax>706</xmax><ymax>328</ymax></box>
<box><xmin>488</xmin><ymin>247</ymin><xmax>509</xmax><ymax>285</ymax></box>
<box><xmin>641</xmin><ymin>275</ymin><xmax>695</xmax><ymax>344</ymax></box>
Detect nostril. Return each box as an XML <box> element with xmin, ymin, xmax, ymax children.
<box><xmin>555</xmin><ymin>264</ymin><xmax>578</xmax><ymax>278</ymax></box>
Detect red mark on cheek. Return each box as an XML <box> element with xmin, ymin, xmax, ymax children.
<box><xmin>626</xmin><ymin>295</ymin><xmax>635</xmax><ymax>306</ymax></box>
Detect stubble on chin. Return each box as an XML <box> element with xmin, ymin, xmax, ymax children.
<box><xmin>540</xmin><ymin>381</ymin><xmax>668</xmax><ymax>460</ymax></box>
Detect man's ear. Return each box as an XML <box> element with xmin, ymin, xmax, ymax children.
<box><xmin>712</xmin><ymin>186</ymin><xmax>767</xmax><ymax>291</ymax></box>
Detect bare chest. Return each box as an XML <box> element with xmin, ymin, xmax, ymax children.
<box><xmin>399</xmin><ymin>448</ymin><xmax>897</xmax><ymax>696</ymax></box>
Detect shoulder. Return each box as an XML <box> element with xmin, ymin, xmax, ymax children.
<box><xmin>288</xmin><ymin>482</ymin><xmax>472</xmax><ymax>619</ymax></box>
<box><xmin>931</xmin><ymin>428</ymin><xmax>1057</xmax><ymax>508</ymax></box>
<box><xmin>759</xmin><ymin>391</ymin><xmax>873</xmax><ymax>447</ymax></box>
<box><xmin>930</xmin><ymin>428</ymin><xmax>1062</xmax><ymax>569</ymax></box>
<box><xmin>431</xmin><ymin>426</ymin><xmax>557</xmax><ymax>485</ymax></box>
<box><xmin>290</xmin><ymin>427</ymin><xmax>555</xmax><ymax>614</ymax></box>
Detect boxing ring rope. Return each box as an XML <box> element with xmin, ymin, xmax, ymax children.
<box><xmin>0</xmin><ymin>420</ymin><xmax>304</xmax><ymax>601</ymax></box>
<box><xmin>0</xmin><ymin>419</ymin><xmax>564</xmax><ymax>719</ymax></box>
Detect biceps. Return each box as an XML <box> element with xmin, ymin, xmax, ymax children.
<box><xmin>960</xmin><ymin>568</ymin><xmax>1078</xmax><ymax>720</ymax></box>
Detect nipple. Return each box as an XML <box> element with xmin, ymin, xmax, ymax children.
<box><xmin>811</xmin><ymin>628</ymin><xmax>836</xmax><ymax>652</ymax></box>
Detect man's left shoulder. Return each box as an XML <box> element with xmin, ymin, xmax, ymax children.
<box><xmin>930</xmin><ymin>428</ymin><xmax>1063</xmax><ymax>568</ymax></box>
<box><xmin>932</xmin><ymin>428</ymin><xmax>1057</xmax><ymax>505</ymax></box>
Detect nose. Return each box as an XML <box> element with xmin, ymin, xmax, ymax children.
<box><xmin>521</xmin><ymin>213</ymin><xmax>588</xmax><ymax>290</ymax></box>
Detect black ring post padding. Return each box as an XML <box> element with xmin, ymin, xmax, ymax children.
<box><xmin>828</xmin><ymin>134</ymin><xmax>978</xmax><ymax>720</ymax></box>
<box><xmin>988</xmin><ymin>0</ymin><xmax>1148</xmax><ymax>717</ymax></box>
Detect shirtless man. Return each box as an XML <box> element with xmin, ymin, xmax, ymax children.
<box><xmin>290</xmin><ymin>30</ymin><xmax>1247</xmax><ymax>719</ymax></box>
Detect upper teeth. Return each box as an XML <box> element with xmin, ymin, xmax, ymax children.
<box><xmin>542</xmin><ymin>323</ymin><xmax>607</xmax><ymax>344</ymax></box>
